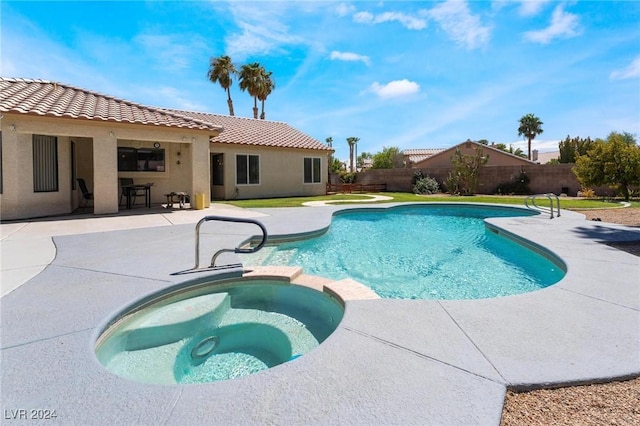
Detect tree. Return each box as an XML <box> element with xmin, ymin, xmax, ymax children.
<box><xmin>257</xmin><ymin>68</ymin><xmax>275</xmax><ymax>120</ymax></box>
<box><xmin>326</xmin><ymin>137</ymin><xmax>334</xmax><ymax>179</ymax></box>
<box><xmin>492</xmin><ymin>143</ymin><xmax>526</xmax><ymax>158</ymax></box>
<box><xmin>331</xmin><ymin>157</ymin><xmax>343</xmax><ymax>172</ymax></box>
<box><xmin>239</xmin><ymin>62</ymin><xmax>263</xmax><ymax>119</ymax></box>
<box><xmin>207</xmin><ymin>55</ymin><xmax>237</xmax><ymax>116</ymax></box>
<box><xmin>346</xmin><ymin>137</ymin><xmax>359</xmax><ymax>172</ymax></box>
<box><xmin>558</xmin><ymin>135</ymin><xmax>594</xmax><ymax>163</ymax></box>
<box><xmin>357</xmin><ymin>151</ymin><xmax>373</xmax><ymax>170</ymax></box>
<box><xmin>518</xmin><ymin>113</ymin><xmax>544</xmax><ymax>160</ymax></box>
<box><xmin>372</xmin><ymin>146</ymin><xmax>403</xmax><ymax>169</ymax></box>
<box><xmin>445</xmin><ymin>146</ymin><xmax>489</xmax><ymax>195</ymax></box>
<box><xmin>573</xmin><ymin>131</ymin><xmax>640</xmax><ymax>201</ymax></box>
<box><xmin>507</xmin><ymin>145</ymin><xmax>526</xmax><ymax>158</ymax></box>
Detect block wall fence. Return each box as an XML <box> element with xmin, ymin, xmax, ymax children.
<box><xmin>331</xmin><ymin>164</ymin><xmax>616</xmax><ymax>197</ymax></box>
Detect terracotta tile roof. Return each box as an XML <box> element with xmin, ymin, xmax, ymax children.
<box><xmin>167</xmin><ymin>109</ymin><xmax>332</xmax><ymax>151</ymax></box>
<box><xmin>411</xmin><ymin>140</ymin><xmax>535</xmax><ymax>166</ymax></box>
<box><xmin>403</xmin><ymin>148</ymin><xmax>446</xmax><ymax>163</ymax></box>
<box><xmin>0</xmin><ymin>77</ymin><xmax>222</xmax><ymax>131</ymax></box>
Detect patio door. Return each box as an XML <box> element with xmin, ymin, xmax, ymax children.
<box><xmin>210</xmin><ymin>153</ymin><xmax>224</xmax><ymax>200</ymax></box>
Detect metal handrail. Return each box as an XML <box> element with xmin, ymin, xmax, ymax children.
<box><xmin>171</xmin><ymin>216</ymin><xmax>267</xmax><ymax>275</ymax></box>
<box><xmin>525</xmin><ymin>193</ymin><xmax>561</xmax><ymax>219</ymax></box>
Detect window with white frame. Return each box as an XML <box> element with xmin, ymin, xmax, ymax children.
<box><xmin>33</xmin><ymin>135</ymin><xmax>58</xmax><ymax>192</ymax></box>
<box><xmin>236</xmin><ymin>154</ymin><xmax>260</xmax><ymax>185</ymax></box>
<box><xmin>304</xmin><ymin>157</ymin><xmax>321</xmax><ymax>183</ymax></box>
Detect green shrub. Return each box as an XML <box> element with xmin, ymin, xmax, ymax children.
<box><xmin>413</xmin><ymin>176</ymin><xmax>440</xmax><ymax>195</ymax></box>
<box><xmin>496</xmin><ymin>170</ymin><xmax>531</xmax><ymax>195</ymax></box>
<box><xmin>412</xmin><ymin>170</ymin><xmax>424</xmax><ymax>184</ymax></box>
<box><xmin>339</xmin><ymin>171</ymin><xmax>357</xmax><ymax>183</ymax></box>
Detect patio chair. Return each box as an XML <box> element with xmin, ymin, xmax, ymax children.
<box><xmin>119</xmin><ymin>178</ymin><xmax>145</xmax><ymax>206</ymax></box>
<box><xmin>77</xmin><ymin>178</ymin><xmax>93</xmax><ymax>207</ymax></box>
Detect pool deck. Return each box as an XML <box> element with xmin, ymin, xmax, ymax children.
<box><xmin>1</xmin><ymin>202</ymin><xmax>639</xmax><ymax>425</ymax></box>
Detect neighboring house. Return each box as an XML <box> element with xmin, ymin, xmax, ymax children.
<box><xmin>412</xmin><ymin>140</ymin><xmax>535</xmax><ymax>169</ymax></box>
<box><xmin>532</xmin><ymin>150</ymin><xmax>560</xmax><ymax>164</ymax></box>
<box><xmin>403</xmin><ymin>148</ymin><xmax>446</xmax><ymax>167</ymax></box>
<box><xmin>0</xmin><ymin>78</ymin><xmax>332</xmax><ymax>220</ymax></box>
<box><xmin>360</xmin><ymin>157</ymin><xmax>373</xmax><ymax>171</ymax></box>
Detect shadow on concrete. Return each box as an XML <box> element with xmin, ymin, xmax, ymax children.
<box><xmin>570</xmin><ymin>223</ymin><xmax>640</xmax><ymax>243</ymax></box>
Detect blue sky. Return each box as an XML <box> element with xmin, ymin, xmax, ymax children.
<box><xmin>2</xmin><ymin>1</ymin><xmax>639</xmax><ymax>161</ymax></box>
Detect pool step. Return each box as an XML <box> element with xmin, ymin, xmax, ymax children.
<box><xmin>267</xmin><ymin>248</ymin><xmax>297</xmax><ymax>265</ymax></box>
<box><xmin>240</xmin><ymin>246</ymin><xmax>298</xmax><ymax>266</ymax></box>
<box><xmin>239</xmin><ymin>246</ymin><xmax>276</xmax><ymax>265</ymax></box>
<box><xmin>120</xmin><ymin>292</ymin><xmax>230</xmax><ymax>351</ymax></box>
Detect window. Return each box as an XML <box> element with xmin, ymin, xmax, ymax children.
<box><xmin>33</xmin><ymin>135</ymin><xmax>58</xmax><ymax>192</ymax></box>
<box><xmin>304</xmin><ymin>157</ymin><xmax>322</xmax><ymax>183</ymax></box>
<box><xmin>236</xmin><ymin>154</ymin><xmax>259</xmax><ymax>185</ymax></box>
<box><xmin>118</xmin><ymin>147</ymin><xmax>165</xmax><ymax>172</ymax></box>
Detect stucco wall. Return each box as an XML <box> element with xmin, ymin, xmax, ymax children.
<box><xmin>0</xmin><ymin>114</ymin><xmax>216</xmax><ymax>220</ymax></box>
<box><xmin>1</xmin><ymin>112</ymin><xmax>330</xmax><ymax>219</ymax></box>
<box><xmin>0</xmin><ymin>128</ymin><xmax>74</xmax><ymax>219</ymax></box>
<box><xmin>211</xmin><ymin>144</ymin><xmax>329</xmax><ymax>200</ymax></box>
<box><xmin>116</xmin><ymin>139</ymin><xmax>196</xmax><ymax>205</ymax></box>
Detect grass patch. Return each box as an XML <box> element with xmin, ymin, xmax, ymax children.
<box><xmin>214</xmin><ymin>192</ymin><xmax>631</xmax><ymax>209</ymax></box>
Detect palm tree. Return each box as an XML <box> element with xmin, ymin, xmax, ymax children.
<box><xmin>239</xmin><ymin>62</ymin><xmax>263</xmax><ymax>119</ymax></box>
<box><xmin>346</xmin><ymin>137</ymin><xmax>359</xmax><ymax>172</ymax></box>
<box><xmin>257</xmin><ymin>68</ymin><xmax>275</xmax><ymax>120</ymax></box>
<box><xmin>207</xmin><ymin>55</ymin><xmax>237</xmax><ymax>116</ymax></box>
<box><xmin>326</xmin><ymin>137</ymin><xmax>333</xmax><ymax>181</ymax></box>
<box><xmin>518</xmin><ymin>113</ymin><xmax>544</xmax><ymax>160</ymax></box>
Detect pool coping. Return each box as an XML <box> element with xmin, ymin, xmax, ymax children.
<box><xmin>1</xmin><ymin>202</ymin><xmax>639</xmax><ymax>425</ymax></box>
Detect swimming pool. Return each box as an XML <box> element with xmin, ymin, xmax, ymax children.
<box><xmin>242</xmin><ymin>204</ymin><xmax>565</xmax><ymax>300</ymax></box>
<box><xmin>95</xmin><ymin>278</ymin><xmax>344</xmax><ymax>384</ymax></box>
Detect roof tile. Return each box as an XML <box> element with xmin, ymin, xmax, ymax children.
<box><xmin>1</xmin><ymin>77</ymin><xmax>331</xmax><ymax>151</ymax></box>
<box><xmin>0</xmin><ymin>77</ymin><xmax>222</xmax><ymax>131</ymax></box>
<box><xmin>167</xmin><ymin>109</ymin><xmax>332</xmax><ymax>151</ymax></box>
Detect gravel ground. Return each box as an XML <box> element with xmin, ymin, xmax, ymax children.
<box><xmin>576</xmin><ymin>207</ymin><xmax>640</xmax><ymax>227</ymax></box>
<box><xmin>501</xmin><ymin>207</ymin><xmax>640</xmax><ymax>426</ymax></box>
<box><xmin>501</xmin><ymin>377</ymin><xmax>640</xmax><ymax>426</ymax></box>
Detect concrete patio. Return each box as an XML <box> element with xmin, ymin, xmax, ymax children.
<box><xmin>1</xmin><ymin>203</ymin><xmax>638</xmax><ymax>425</ymax></box>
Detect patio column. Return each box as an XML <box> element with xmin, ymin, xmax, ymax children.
<box><xmin>92</xmin><ymin>132</ymin><xmax>119</xmax><ymax>214</ymax></box>
<box><xmin>191</xmin><ymin>136</ymin><xmax>210</xmax><ymax>208</ymax></box>
<box><xmin>0</xmin><ymin>129</ymin><xmax>25</xmax><ymax>220</ymax></box>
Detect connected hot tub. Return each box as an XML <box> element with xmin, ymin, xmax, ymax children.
<box><xmin>95</xmin><ymin>277</ymin><xmax>344</xmax><ymax>384</ymax></box>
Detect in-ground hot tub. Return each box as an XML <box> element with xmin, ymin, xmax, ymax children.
<box><xmin>95</xmin><ymin>277</ymin><xmax>344</xmax><ymax>384</ymax></box>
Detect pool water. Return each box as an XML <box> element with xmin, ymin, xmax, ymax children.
<box><xmin>242</xmin><ymin>205</ymin><xmax>565</xmax><ymax>300</ymax></box>
<box><xmin>95</xmin><ymin>280</ymin><xmax>344</xmax><ymax>384</ymax></box>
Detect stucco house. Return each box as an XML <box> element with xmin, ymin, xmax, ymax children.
<box><xmin>0</xmin><ymin>78</ymin><xmax>332</xmax><ymax>220</ymax></box>
<box><xmin>403</xmin><ymin>148</ymin><xmax>445</xmax><ymax>166</ymax></box>
<box><xmin>411</xmin><ymin>140</ymin><xmax>535</xmax><ymax>169</ymax></box>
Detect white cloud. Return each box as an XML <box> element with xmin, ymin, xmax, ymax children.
<box><xmin>224</xmin><ymin>3</ymin><xmax>304</xmax><ymax>60</ymax></box>
<box><xmin>353</xmin><ymin>10</ymin><xmax>428</xmax><ymax>30</ymax></box>
<box><xmin>144</xmin><ymin>86</ymin><xmax>208</xmax><ymax>111</ymax></box>
<box><xmin>428</xmin><ymin>1</ymin><xmax>491</xmax><ymax>50</ymax></box>
<box><xmin>508</xmin><ymin>139</ymin><xmax>560</xmax><ymax>153</ymax></box>
<box><xmin>368</xmin><ymin>79</ymin><xmax>420</xmax><ymax>99</ymax></box>
<box><xmin>329</xmin><ymin>51</ymin><xmax>371</xmax><ymax>66</ymax></box>
<box><xmin>335</xmin><ymin>3</ymin><xmax>355</xmax><ymax>17</ymax></box>
<box><xmin>135</xmin><ymin>34</ymin><xmax>206</xmax><ymax>72</ymax></box>
<box><xmin>524</xmin><ymin>4</ymin><xmax>581</xmax><ymax>44</ymax></box>
<box><xmin>610</xmin><ymin>57</ymin><xmax>640</xmax><ymax>80</ymax></box>
<box><xmin>518</xmin><ymin>0</ymin><xmax>551</xmax><ymax>17</ymax></box>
